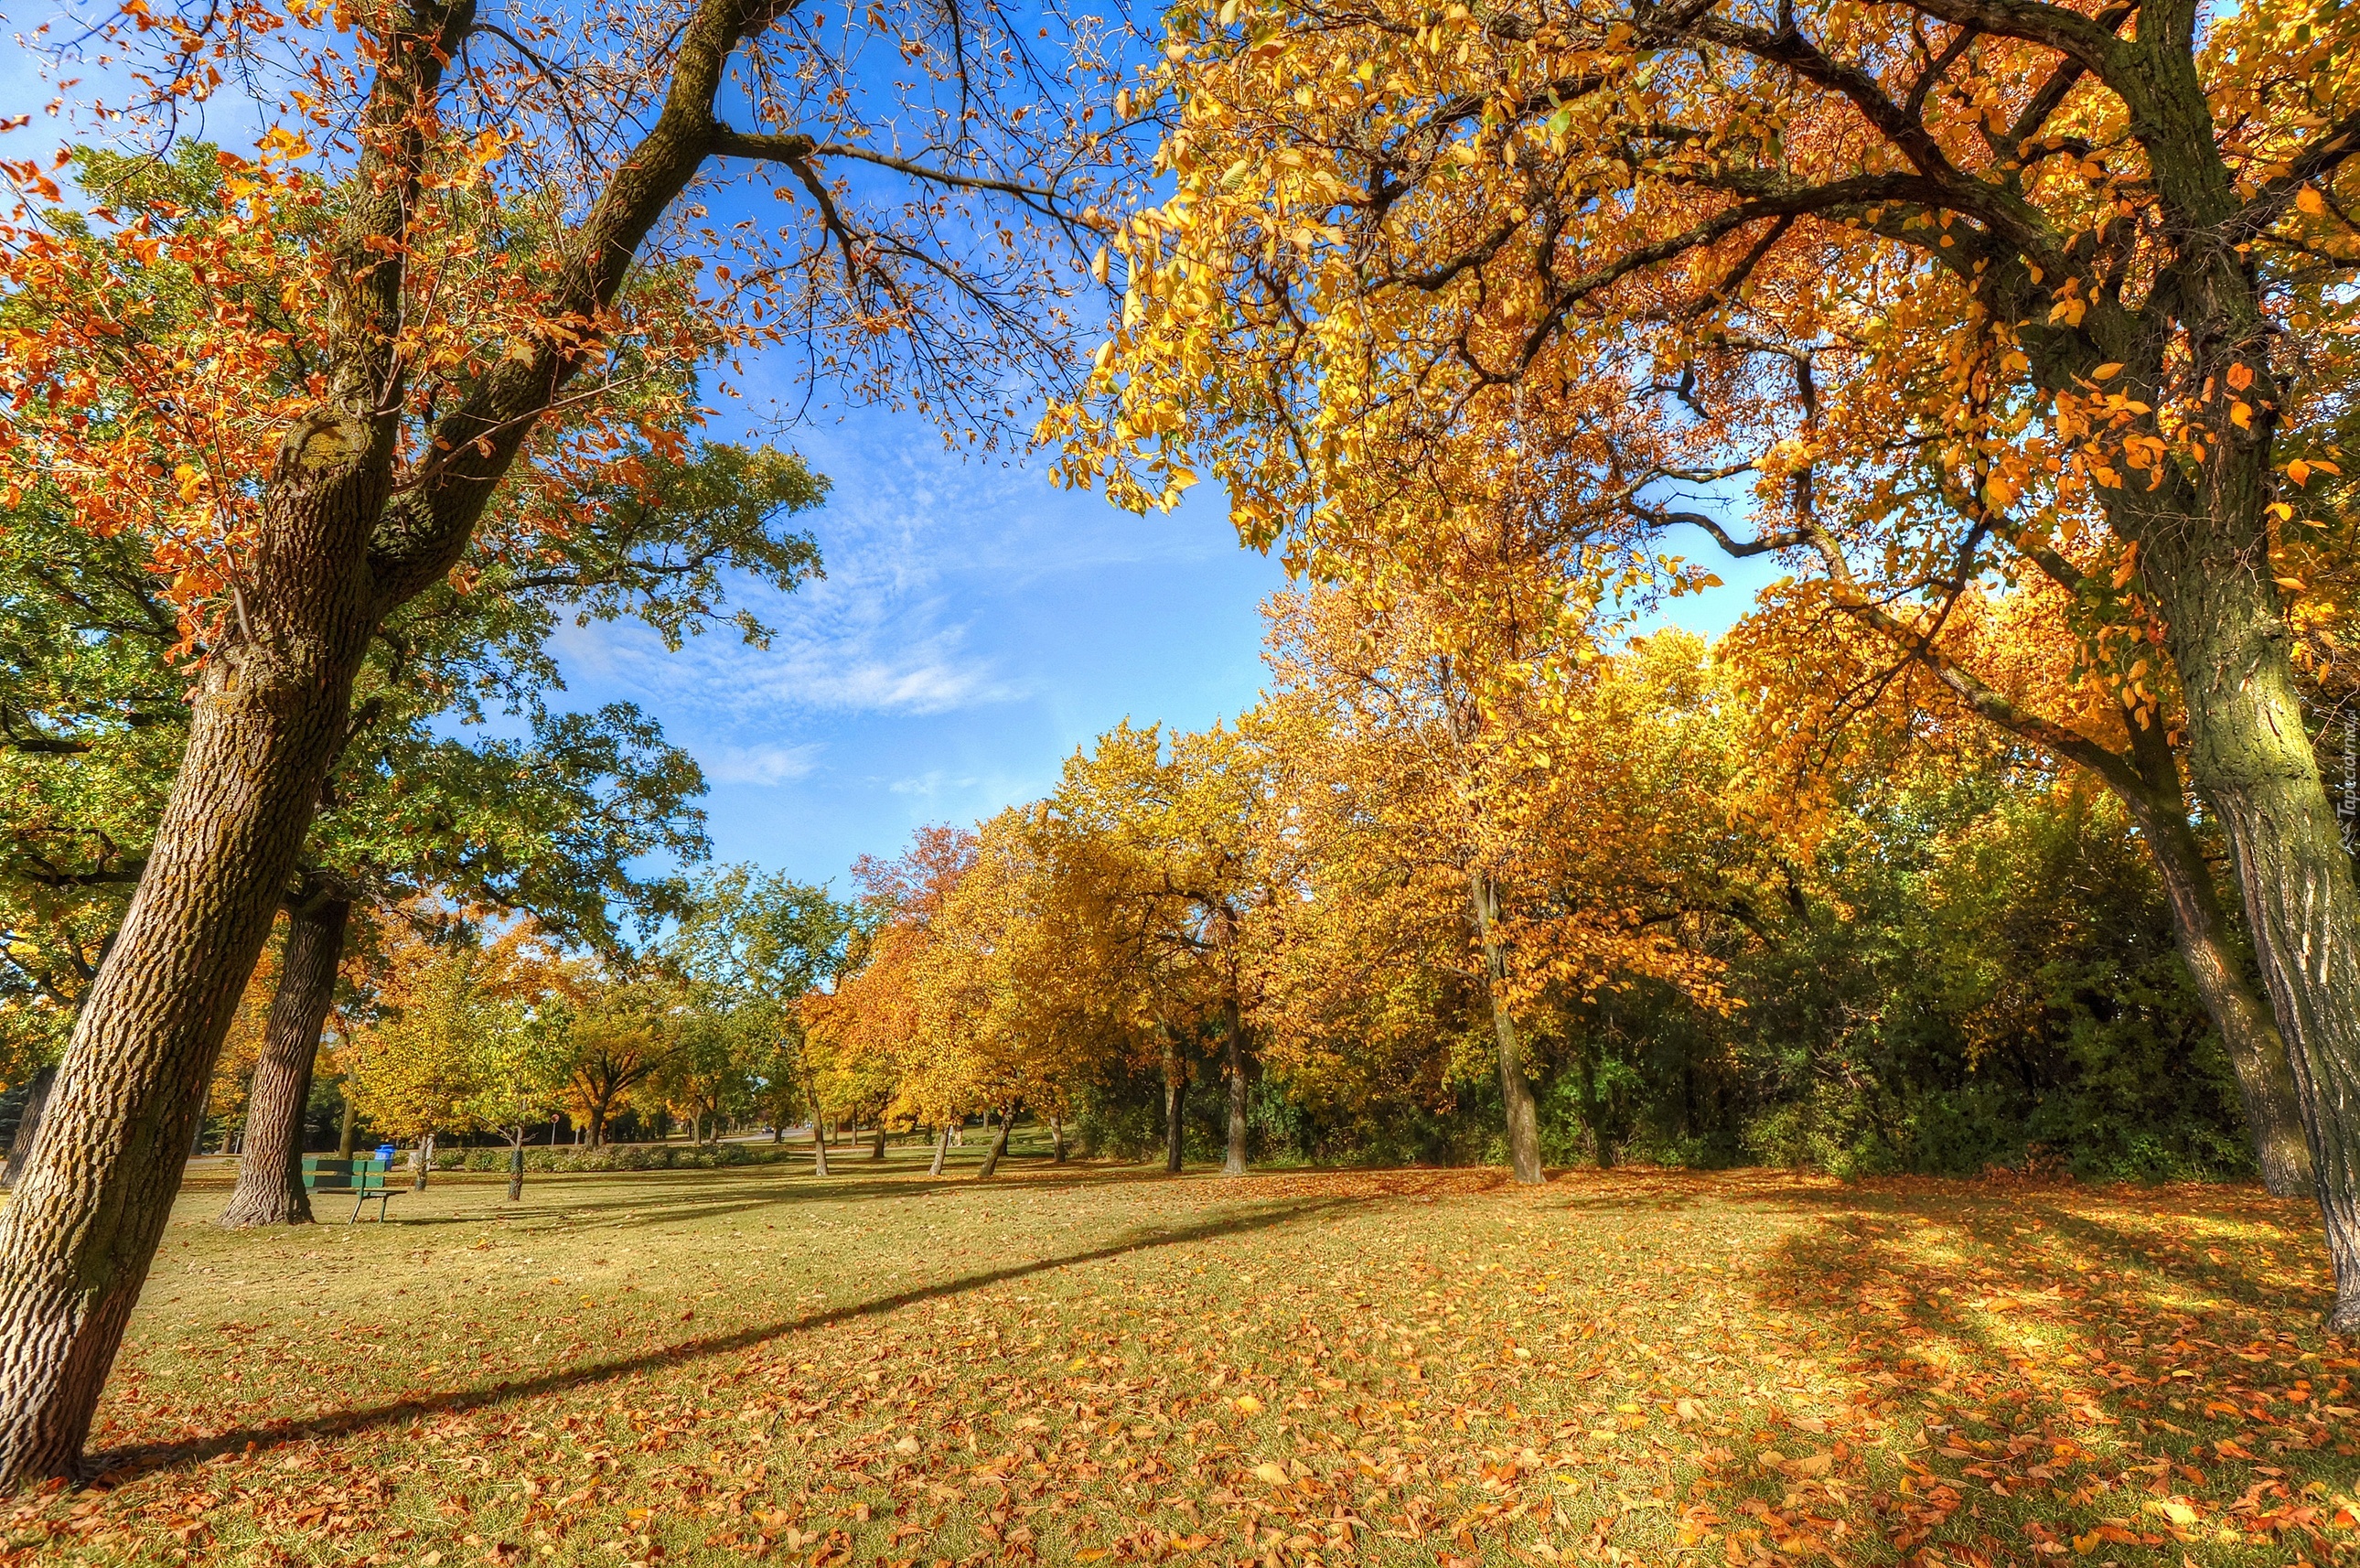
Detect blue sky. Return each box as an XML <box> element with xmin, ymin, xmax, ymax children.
<box><xmin>548</xmin><ymin>411</ymin><xmax>1786</xmax><ymax>891</ymax></box>
<box><xmin>548</xmin><ymin>412</ymin><xmax>1289</xmax><ymax>887</ymax></box>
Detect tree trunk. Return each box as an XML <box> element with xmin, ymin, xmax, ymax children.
<box><xmin>2151</xmin><ymin>515</ymin><xmax>2360</xmax><ymax>1327</ymax></box>
<box><xmin>977</xmin><ymin>1112</ymin><xmax>1013</xmax><ymax>1179</ymax></box>
<box><xmin>587</xmin><ymin>1102</ymin><xmax>608</xmax><ymax>1149</ymax></box>
<box><xmin>1163</xmin><ymin>1025</ymin><xmax>1185</xmax><ymax>1175</ymax></box>
<box><xmin>1</xmin><ymin>1069</ymin><xmax>56</xmax><ymax>1190</ymax></box>
<box><xmin>928</xmin><ymin>1122</ymin><xmax>950</xmax><ymax>1176</ymax></box>
<box><xmin>221</xmin><ymin>895</ymin><xmax>351</xmax><ymax>1229</ymax></box>
<box><xmin>0</xmin><ymin>482</ymin><xmax>384</xmax><ymax>1482</ymax></box>
<box><xmin>870</xmin><ymin>1121</ymin><xmax>885</xmax><ymax>1160</ymax></box>
<box><xmin>2113</xmin><ymin>731</ymin><xmax>2315</xmax><ymax>1196</ymax></box>
<box><xmin>1051</xmin><ymin>1115</ymin><xmax>1065</xmax><ymax>1164</ymax></box>
<box><xmin>336</xmin><ymin>1084</ymin><xmax>358</xmax><ymax>1160</ymax></box>
<box><xmin>507</xmin><ymin>1131</ymin><xmax>525</xmax><ymax>1203</ymax></box>
<box><xmin>1469</xmin><ymin>871</ymin><xmax>1543</xmax><ymax>1185</ymax></box>
<box><xmin>810</xmin><ymin>1086</ymin><xmax>830</xmax><ymax>1178</ymax></box>
<box><xmin>413</xmin><ymin>1133</ymin><xmax>435</xmax><ymax>1193</ymax></box>
<box><xmin>1222</xmin><ymin>996</ymin><xmax>1250</xmax><ymax>1177</ymax></box>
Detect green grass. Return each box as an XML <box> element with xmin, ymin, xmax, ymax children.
<box><xmin>3</xmin><ymin>1137</ymin><xmax>2355</xmax><ymax>1567</ymax></box>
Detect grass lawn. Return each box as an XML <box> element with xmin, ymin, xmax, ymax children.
<box><xmin>3</xmin><ymin>1138</ymin><xmax>2354</xmax><ymax>1567</ymax></box>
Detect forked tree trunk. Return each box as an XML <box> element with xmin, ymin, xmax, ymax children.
<box><xmin>1469</xmin><ymin>871</ymin><xmax>1543</xmax><ymax>1185</ymax></box>
<box><xmin>2159</xmin><ymin>553</ymin><xmax>2360</xmax><ymax>1327</ymax></box>
<box><xmin>928</xmin><ymin>1122</ymin><xmax>950</xmax><ymax>1177</ymax></box>
<box><xmin>977</xmin><ymin>1111</ymin><xmax>1013</xmax><ymax>1179</ymax></box>
<box><xmin>1221</xmin><ymin>996</ymin><xmax>1250</xmax><ymax>1177</ymax></box>
<box><xmin>221</xmin><ymin>894</ymin><xmax>351</xmax><ymax>1228</ymax></box>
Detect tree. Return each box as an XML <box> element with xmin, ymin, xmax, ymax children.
<box><xmin>1055</xmin><ymin>0</ymin><xmax>2360</xmax><ymax>1324</ymax></box>
<box><xmin>0</xmin><ymin>0</ymin><xmax>1130</xmax><ymax>1477</ymax></box>
<box><xmin>0</xmin><ymin>142</ymin><xmax>834</xmax><ymax>1230</ymax></box>
<box><xmin>669</xmin><ymin>865</ymin><xmax>855</xmax><ymax>1165</ymax></box>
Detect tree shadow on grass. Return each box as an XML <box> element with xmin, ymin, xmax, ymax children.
<box><xmin>1706</xmin><ymin>1186</ymin><xmax>2351</xmax><ymax>1564</ymax></box>
<box><xmin>86</xmin><ymin>1195</ymin><xmax>1359</xmax><ymax>1486</ymax></box>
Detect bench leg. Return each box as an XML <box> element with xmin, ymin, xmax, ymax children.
<box><xmin>351</xmin><ymin>1193</ymin><xmax>366</xmax><ymax>1224</ymax></box>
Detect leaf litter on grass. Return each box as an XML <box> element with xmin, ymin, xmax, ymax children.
<box><xmin>2</xmin><ymin>1151</ymin><xmax>2355</xmax><ymax>1568</ymax></box>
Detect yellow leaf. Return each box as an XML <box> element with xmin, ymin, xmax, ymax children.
<box><xmin>1076</xmin><ymin>1552</ymin><xmax>1110</xmax><ymax>1563</ymax></box>
<box><xmin>2091</xmin><ymin>362</ymin><xmax>2124</xmax><ymax>380</ymax></box>
<box><xmin>1233</xmin><ymin>1394</ymin><xmax>1262</xmax><ymax>1415</ymax></box>
<box><xmin>2296</xmin><ymin>186</ymin><xmax>2326</xmax><ymax>217</ymax></box>
<box><xmin>2288</xmin><ymin>459</ymin><xmax>2312</xmax><ymax>486</ymax></box>
<box><xmin>1251</xmin><ymin>1461</ymin><xmax>1290</xmax><ymax>1486</ymax></box>
<box><xmin>2074</xmin><ymin>1531</ymin><xmax>2102</xmax><ymax>1554</ymax></box>
<box><xmin>2231</xmin><ymin>402</ymin><xmax>2253</xmax><ymax>430</ymax></box>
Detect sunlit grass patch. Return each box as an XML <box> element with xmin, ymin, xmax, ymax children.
<box><xmin>2</xmin><ymin>1149</ymin><xmax>2352</xmax><ymax>1566</ymax></box>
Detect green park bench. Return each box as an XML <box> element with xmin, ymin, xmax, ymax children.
<box><xmin>302</xmin><ymin>1155</ymin><xmax>396</xmax><ymax>1223</ymax></box>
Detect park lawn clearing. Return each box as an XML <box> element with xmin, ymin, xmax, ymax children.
<box><xmin>0</xmin><ymin>1144</ymin><xmax>2354</xmax><ymax>1567</ymax></box>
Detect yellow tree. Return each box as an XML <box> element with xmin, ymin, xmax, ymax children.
<box><xmin>1258</xmin><ymin>579</ymin><xmax>1731</xmax><ymax>1179</ymax></box>
<box><xmin>1051</xmin><ymin>721</ymin><xmax>1277</xmax><ymax>1175</ymax></box>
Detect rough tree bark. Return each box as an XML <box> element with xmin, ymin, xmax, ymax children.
<box><xmin>1469</xmin><ymin>871</ymin><xmax>1544</xmax><ymax>1185</ymax></box>
<box><xmin>2153</xmin><ymin>542</ymin><xmax>2360</xmax><ymax>1326</ymax></box>
<box><xmin>220</xmin><ymin>892</ymin><xmax>350</xmax><ymax>1228</ymax></box>
<box><xmin>1221</xmin><ymin>996</ymin><xmax>1250</xmax><ymax>1177</ymax></box>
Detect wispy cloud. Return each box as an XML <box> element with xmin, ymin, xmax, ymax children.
<box><xmin>701</xmin><ymin>742</ymin><xmax>822</xmax><ymax>787</ymax></box>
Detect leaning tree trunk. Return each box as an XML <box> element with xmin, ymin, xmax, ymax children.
<box><xmin>977</xmin><ymin>1111</ymin><xmax>1013</xmax><ymax>1179</ymax></box>
<box><xmin>1</xmin><ymin>1068</ymin><xmax>56</xmax><ymax>1190</ymax></box>
<box><xmin>928</xmin><ymin>1122</ymin><xmax>950</xmax><ymax>1176</ymax></box>
<box><xmin>1470</xmin><ymin>871</ymin><xmax>1543</xmax><ymax>1185</ymax></box>
<box><xmin>0</xmin><ymin>461</ymin><xmax>385</xmax><ymax>1483</ymax></box>
<box><xmin>221</xmin><ymin>895</ymin><xmax>351</xmax><ymax>1229</ymax></box>
<box><xmin>1221</xmin><ymin>997</ymin><xmax>1250</xmax><ymax>1177</ymax></box>
<box><xmin>2149</xmin><ymin>496</ymin><xmax>2360</xmax><ymax>1329</ymax></box>
<box><xmin>2115</xmin><ymin>744</ymin><xmax>2315</xmax><ymax>1197</ymax></box>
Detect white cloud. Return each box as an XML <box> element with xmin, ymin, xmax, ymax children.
<box><xmin>701</xmin><ymin>742</ymin><xmax>821</xmax><ymax>787</ymax></box>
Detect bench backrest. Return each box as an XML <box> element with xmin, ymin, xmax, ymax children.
<box><xmin>301</xmin><ymin>1155</ymin><xmax>390</xmax><ymax>1191</ymax></box>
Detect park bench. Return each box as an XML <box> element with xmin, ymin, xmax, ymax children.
<box><xmin>302</xmin><ymin>1155</ymin><xmax>396</xmax><ymax>1223</ymax></box>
